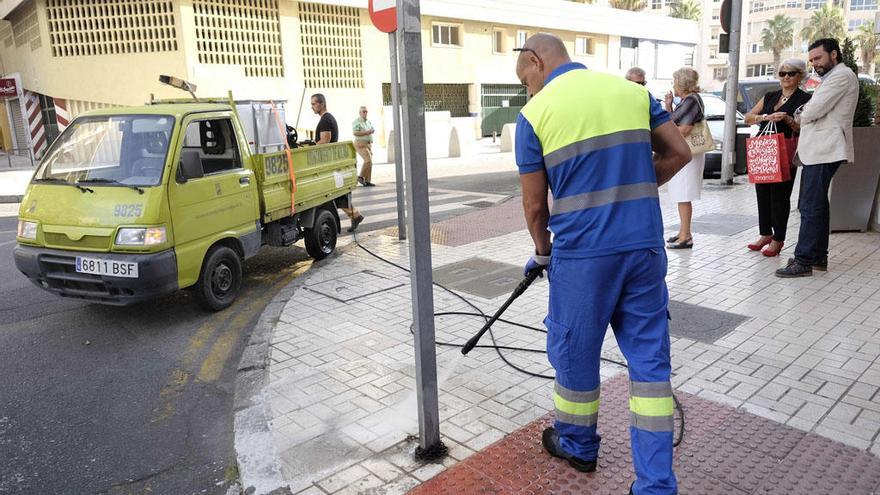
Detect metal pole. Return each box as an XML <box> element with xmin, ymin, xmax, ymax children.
<box><xmin>397</xmin><ymin>0</ymin><xmax>441</xmax><ymax>453</ymax></box>
<box><xmin>720</xmin><ymin>0</ymin><xmax>743</xmax><ymax>184</ymax></box>
<box><xmin>389</xmin><ymin>31</ymin><xmax>407</xmax><ymax>240</ymax></box>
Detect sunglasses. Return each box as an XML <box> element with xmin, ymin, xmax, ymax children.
<box><xmin>777</xmin><ymin>71</ymin><xmax>800</xmax><ymax>78</ymax></box>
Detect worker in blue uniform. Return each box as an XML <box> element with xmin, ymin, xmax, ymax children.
<box><xmin>514</xmin><ymin>34</ymin><xmax>692</xmax><ymax>495</ymax></box>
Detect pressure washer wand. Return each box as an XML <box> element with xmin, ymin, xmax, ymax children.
<box><xmin>461</xmin><ymin>269</ymin><xmax>542</xmax><ymax>355</ymax></box>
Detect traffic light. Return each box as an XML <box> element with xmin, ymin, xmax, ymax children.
<box><xmin>720</xmin><ymin>0</ymin><xmax>732</xmax><ymax>33</ymax></box>
<box><xmin>719</xmin><ymin>0</ymin><xmax>732</xmax><ymax>53</ymax></box>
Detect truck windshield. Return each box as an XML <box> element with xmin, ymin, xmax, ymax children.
<box><xmin>35</xmin><ymin>115</ymin><xmax>174</xmax><ymax>187</ymax></box>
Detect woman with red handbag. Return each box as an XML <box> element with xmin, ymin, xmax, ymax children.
<box><xmin>743</xmin><ymin>59</ymin><xmax>811</xmax><ymax>257</ymax></box>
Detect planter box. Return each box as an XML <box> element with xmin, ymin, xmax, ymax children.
<box><xmin>830</xmin><ymin>126</ymin><xmax>880</xmax><ymax>232</ymax></box>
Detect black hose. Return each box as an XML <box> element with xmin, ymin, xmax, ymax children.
<box><xmin>349</xmin><ymin>231</ymin><xmax>684</xmax><ymax>447</ymax></box>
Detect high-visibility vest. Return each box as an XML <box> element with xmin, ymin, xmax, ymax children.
<box><xmin>519</xmin><ymin>67</ymin><xmax>664</xmax><ymax>258</ymax></box>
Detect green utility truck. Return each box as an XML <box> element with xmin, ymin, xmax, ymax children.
<box><xmin>14</xmin><ymin>83</ymin><xmax>357</xmax><ymax>311</ymax></box>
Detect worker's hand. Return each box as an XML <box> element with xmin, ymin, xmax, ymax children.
<box><xmin>664</xmin><ymin>91</ymin><xmax>674</xmax><ymax>108</ymax></box>
<box><xmin>524</xmin><ymin>252</ymin><xmax>551</xmax><ymax>278</ymax></box>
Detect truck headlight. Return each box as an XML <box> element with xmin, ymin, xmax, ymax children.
<box><xmin>116</xmin><ymin>226</ymin><xmax>166</xmax><ymax>246</ymax></box>
<box><xmin>17</xmin><ymin>220</ymin><xmax>37</xmax><ymax>240</ymax></box>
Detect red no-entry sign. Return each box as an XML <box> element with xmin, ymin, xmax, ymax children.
<box><xmin>369</xmin><ymin>0</ymin><xmax>397</xmax><ymax>33</ymax></box>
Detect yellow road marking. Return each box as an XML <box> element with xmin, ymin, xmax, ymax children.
<box><xmin>197</xmin><ymin>261</ymin><xmax>311</xmax><ymax>383</ymax></box>
<box><xmin>151</xmin><ymin>259</ymin><xmax>312</xmax><ymax>422</ymax></box>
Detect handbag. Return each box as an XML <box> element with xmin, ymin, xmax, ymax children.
<box><xmin>746</xmin><ymin>121</ymin><xmax>791</xmax><ymax>183</ymax></box>
<box><xmin>683</xmin><ymin>95</ymin><xmax>714</xmax><ymax>155</ymax></box>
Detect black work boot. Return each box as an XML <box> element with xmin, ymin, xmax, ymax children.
<box><xmin>541</xmin><ymin>427</ymin><xmax>597</xmax><ymax>473</ymax></box>
<box><xmin>813</xmin><ymin>257</ymin><xmax>828</xmax><ymax>271</ymax></box>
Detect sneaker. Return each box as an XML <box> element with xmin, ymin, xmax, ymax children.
<box><xmin>775</xmin><ymin>258</ymin><xmax>812</xmax><ymax>278</ymax></box>
<box><xmin>541</xmin><ymin>427</ymin><xmax>597</xmax><ymax>473</ymax></box>
<box><xmin>363</xmin><ymin>181</ymin><xmax>376</xmax><ymax>187</ymax></box>
<box><xmin>357</xmin><ymin>176</ymin><xmax>365</xmax><ymax>186</ymax></box>
<box><xmin>347</xmin><ymin>214</ymin><xmax>364</xmax><ymax>233</ymax></box>
<box><xmin>813</xmin><ymin>258</ymin><xmax>828</xmax><ymax>271</ymax></box>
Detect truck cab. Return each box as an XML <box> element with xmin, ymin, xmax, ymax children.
<box><xmin>15</xmin><ymin>91</ymin><xmax>356</xmax><ymax>311</ymax></box>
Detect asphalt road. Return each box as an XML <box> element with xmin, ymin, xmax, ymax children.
<box><xmin>0</xmin><ymin>171</ymin><xmax>522</xmax><ymax>494</ymax></box>
<box><xmin>0</xmin><ymin>213</ymin><xmax>311</xmax><ymax>495</ymax></box>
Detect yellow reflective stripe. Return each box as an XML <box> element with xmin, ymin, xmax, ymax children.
<box><xmin>629</xmin><ymin>396</ymin><xmax>674</xmax><ymax>417</ymax></box>
<box><xmin>554</xmin><ymin>391</ymin><xmax>600</xmax><ymax>416</ymax></box>
<box><xmin>521</xmin><ymin>69</ymin><xmax>651</xmax><ymax>156</ymax></box>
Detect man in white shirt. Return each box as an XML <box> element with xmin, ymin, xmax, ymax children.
<box><xmin>776</xmin><ymin>38</ymin><xmax>858</xmax><ymax>278</ymax></box>
<box><xmin>352</xmin><ymin>106</ymin><xmax>375</xmax><ymax>187</ymax></box>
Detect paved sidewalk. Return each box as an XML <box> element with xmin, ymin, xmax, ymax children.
<box><xmin>235</xmin><ymin>174</ymin><xmax>880</xmax><ymax>494</ymax></box>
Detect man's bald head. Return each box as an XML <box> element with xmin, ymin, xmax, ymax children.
<box><xmin>515</xmin><ymin>33</ymin><xmax>571</xmax><ymax>97</ymax></box>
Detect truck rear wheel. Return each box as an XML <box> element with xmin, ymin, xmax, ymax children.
<box><xmin>195</xmin><ymin>245</ymin><xmax>242</xmax><ymax>311</ymax></box>
<box><xmin>304</xmin><ymin>208</ymin><xmax>338</xmax><ymax>260</ymax></box>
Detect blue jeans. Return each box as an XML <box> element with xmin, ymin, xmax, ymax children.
<box><xmin>794</xmin><ymin>162</ymin><xmax>842</xmax><ymax>265</ymax></box>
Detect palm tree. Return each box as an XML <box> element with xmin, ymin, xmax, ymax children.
<box><xmin>856</xmin><ymin>22</ymin><xmax>879</xmax><ymax>75</ymax></box>
<box><xmin>800</xmin><ymin>5</ymin><xmax>846</xmax><ymax>44</ymax></box>
<box><xmin>668</xmin><ymin>0</ymin><xmax>701</xmax><ymax>22</ymax></box>
<box><xmin>610</xmin><ymin>0</ymin><xmax>647</xmax><ymax>11</ymax></box>
<box><xmin>761</xmin><ymin>14</ymin><xmax>795</xmax><ymax>69</ymax></box>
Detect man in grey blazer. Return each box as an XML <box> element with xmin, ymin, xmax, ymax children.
<box><xmin>776</xmin><ymin>38</ymin><xmax>858</xmax><ymax>278</ymax></box>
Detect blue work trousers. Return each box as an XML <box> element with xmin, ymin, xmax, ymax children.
<box><xmin>546</xmin><ymin>248</ymin><xmax>677</xmax><ymax>495</ymax></box>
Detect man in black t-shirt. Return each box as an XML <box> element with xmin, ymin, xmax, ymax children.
<box><xmin>310</xmin><ymin>93</ymin><xmax>363</xmax><ymax>231</ymax></box>
<box><xmin>311</xmin><ymin>93</ymin><xmax>339</xmax><ymax>144</ymax></box>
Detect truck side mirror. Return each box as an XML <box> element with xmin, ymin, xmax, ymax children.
<box><xmin>178</xmin><ymin>150</ymin><xmax>204</xmax><ymax>182</ymax></box>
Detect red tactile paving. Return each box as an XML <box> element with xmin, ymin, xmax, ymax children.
<box><xmin>408</xmin><ymin>373</ymin><xmax>880</xmax><ymax>495</ymax></box>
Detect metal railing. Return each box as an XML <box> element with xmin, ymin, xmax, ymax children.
<box><xmin>0</xmin><ymin>148</ymin><xmax>35</xmax><ymax>168</ymax></box>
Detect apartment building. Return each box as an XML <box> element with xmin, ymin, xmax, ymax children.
<box><xmin>0</xmin><ymin>0</ymin><xmax>698</xmax><ymax>158</ymax></box>
<box><xmin>745</xmin><ymin>0</ymin><xmax>877</xmax><ymax>77</ymax></box>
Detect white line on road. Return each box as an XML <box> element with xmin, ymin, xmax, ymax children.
<box><xmin>0</xmin><ymin>239</ymin><xmax>18</xmax><ymax>247</ymax></box>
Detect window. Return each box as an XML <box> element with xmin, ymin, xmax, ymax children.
<box><xmin>383</xmin><ymin>83</ymin><xmax>470</xmax><ymax>117</ymax></box>
<box><xmin>712</xmin><ymin>9</ymin><xmax>720</xmax><ymax>19</ymax></box>
<box><xmin>181</xmin><ymin>119</ymin><xmax>242</xmax><ymax>177</ymax></box>
<box><xmin>849</xmin><ymin>18</ymin><xmax>870</xmax><ymax>30</ymax></box>
<box><xmin>46</xmin><ymin>0</ymin><xmax>178</xmax><ymax>57</ymax></box>
<box><xmin>299</xmin><ymin>3</ymin><xmax>363</xmax><ymax>88</ymax></box>
<box><xmin>714</xmin><ymin>67</ymin><xmax>729</xmax><ymax>80</ymax></box>
<box><xmin>709</xmin><ymin>48</ymin><xmax>718</xmax><ymax>58</ymax></box>
<box><xmin>432</xmin><ymin>23</ymin><xmax>461</xmax><ymax>47</ymax></box>
<box><xmin>197</xmin><ymin>0</ymin><xmax>283</xmax><ymax>78</ymax></box>
<box><xmin>575</xmin><ymin>36</ymin><xmax>594</xmax><ymax>55</ymax></box>
<box><xmin>804</xmin><ymin>0</ymin><xmax>822</xmax><ymax>9</ymax></box>
<box><xmin>38</xmin><ymin>95</ymin><xmax>60</xmax><ymax>146</ymax></box>
<box><xmin>651</xmin><ymin>0</ymin><xmax>663</xmax><ymax>9</ymax></box>
<box><xmin>746</xmin><ymin>64</ymin><xmax>775</xmax><ymax>77</ymax></box>
<box><xmin>711</xmin><ymin>29</ymin><xmax>720</xmax><ymax>40</ymax></box>
<box><xmin>751</xmin><ymin>43</ymin><xmax>759</xmax><ymax>53</ymax></box>
<box><xmin>851</xmin><ymin>0</ymin><xmax>877</xmax><ymax>9</ymax></box>
<box><xmin>493</xmin><ymin>28</ymin><xmax>504</xmax><ymax>53</ymax></box>
<box><xmin>517</xmin><ymin>30</ymin><xmax>528</xmax><ymax>48</ymax></box>
<box><xmin>786</xmin><ymin>0</ymin><xmax>799</xmax><ymax>7</ymax></box>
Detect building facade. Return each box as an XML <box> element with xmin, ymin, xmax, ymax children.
<box><xmin>0</xmin><ymin>0</ymin><xmax>698</xmax><ymax>158</ymax></box>
<box><xmin>744</xmin><ymin>0</ymin><xmax>877</xmax><ymax>77</ymax></box>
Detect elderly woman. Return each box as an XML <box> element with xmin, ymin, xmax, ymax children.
<box><xmin>744</xmin><ymin>59</ymin><xmax>811</xmax><ymax>257</ymax></box>
<box><xmin>664</xmin><ymin>67</ymin><xmax>706</xmax><ymax>249</ymax></box>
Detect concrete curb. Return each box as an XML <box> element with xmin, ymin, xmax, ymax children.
<box><xmin>0</xmin><ymin>195</ymin><xmax>22</xmax><ymax>204</ymax></box>
<box><xmin>232</xmin><ymin>244</ymin><xmax>358</xmax><ymax>495</ymax></box>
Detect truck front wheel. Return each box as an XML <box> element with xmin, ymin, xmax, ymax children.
<box><xmin>304</xmin><ymin>208</ymin><xmax>338</xmax><ymax>260</ymax></box>
<box><xmin>195</xmin><ymin>245</ymin><xmax>242</xmax><ymax>311</ymax></box>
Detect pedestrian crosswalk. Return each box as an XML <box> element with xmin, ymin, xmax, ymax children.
<box><xmin>347</xmin><ymin>184</ymin><xmax>509</xmax><ymax>233</ymax></box>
